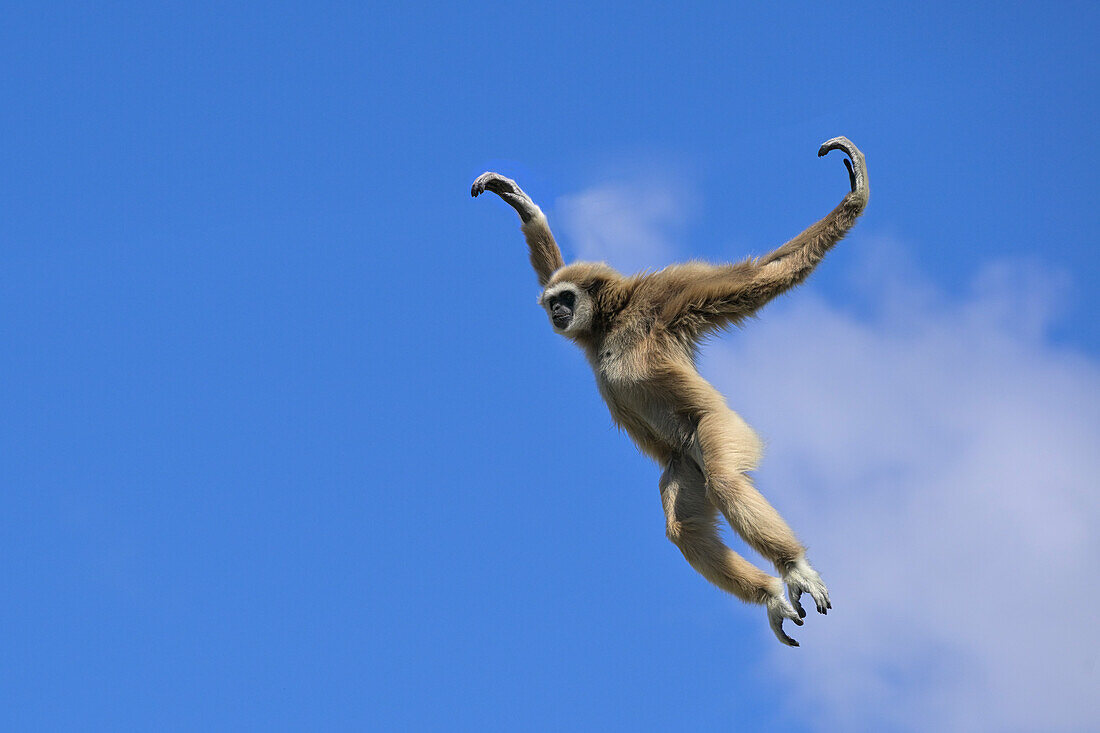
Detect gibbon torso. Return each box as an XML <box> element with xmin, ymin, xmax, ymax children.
<box><xmin>583</xmin><ymin>302</ymin><xmax>711</xmax><ymax>465</ymax></box>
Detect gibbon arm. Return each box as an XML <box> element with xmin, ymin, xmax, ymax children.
<box><xmin>472</xmin><ymin>172</ymin><xmax>565</xmax><ymax>287</ymax></box>
<box><xmin>662</xmin><ymin>138</ymin><xmax>869</xmax><ymax>335</ymax></box>
<box><xmin>753</xmin><ymin>137</ymin><xmax>868</xmax><ymax>280</ymax></box>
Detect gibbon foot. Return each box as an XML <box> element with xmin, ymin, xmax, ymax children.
<box><xmin>766</xmin><ymin>580</ymin><xmax>804</xmax><ymax>647</ymax></box>
<box><xmin>782</xmin><ymin>556</ymin><xmax>831</xmax><ymax>617</ymax></box>
<box><xmin>471</xmin><ymin>171</ymin><xmax>540</xmax><ymax>222</ymax></box>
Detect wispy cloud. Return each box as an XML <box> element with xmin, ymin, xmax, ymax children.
<box><xmin>554</xmin><ymin>177</ymin><xmax>690</xmax><ymax>274</ymax></box>
<box><xmin>701</xmin><ymin>239</ymin><xmax>1100</xmax><ymax>731</ymax></box>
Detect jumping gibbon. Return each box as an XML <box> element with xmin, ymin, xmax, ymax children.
<box><xmin>471</xmin><ymin>137</ymin><xmax>868</xmax><ymax>646</ymax></box>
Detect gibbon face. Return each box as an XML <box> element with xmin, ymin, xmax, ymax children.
<box><xmin>538</xmin><ymin>261</ymin><xmax>624</xmax><ymax>338</ymax></box>
<box><xmin>540</xmin><ymin>281</ymin><xmax>594</xmax><ymax>335</ymax></box>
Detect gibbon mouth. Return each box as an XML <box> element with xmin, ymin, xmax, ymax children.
<box><xmin>551</xmin><ymin>306</ymin><xmax>573</xmax><ymax>328</ymax></box>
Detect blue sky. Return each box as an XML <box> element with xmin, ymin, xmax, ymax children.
<box><xmin>2</xmin><ymin>2</ymin><xmax>1098</xmax><ymax>730</ymax></box>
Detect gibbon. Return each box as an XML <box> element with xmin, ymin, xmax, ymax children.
<box><xmin>471</xmin><ymin>137</ymin><xmax>868</xmax><ymax>646</ymax></box>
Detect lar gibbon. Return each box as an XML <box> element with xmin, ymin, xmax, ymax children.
<box><xmin>471</xmin><ymin>137</ymin><xmax>868</xmax><ymax>646</ymax></box>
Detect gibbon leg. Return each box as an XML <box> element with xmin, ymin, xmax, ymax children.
<box><xmin>694</xmin><ymin>413</ymin><xmax>832</xmax><ymax>616</ymax></box>
<box><xmin>660</xmin><ymin>456</ymin><xmax>803</xmax><ymax>646</ymax></box>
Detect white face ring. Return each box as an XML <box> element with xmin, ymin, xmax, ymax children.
<box><xmin>541</xmin><ymin>282</ymin><xmax>592</xmax><ymax>334</ymax></box>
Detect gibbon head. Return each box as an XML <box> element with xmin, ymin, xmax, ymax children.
<box><xmin>540</xmin><ymin>281</ymin><xmax>592</xmax><ymax>334</ymax></box>
<box><xmin>539</xmin><ymin>262</ymin><xmax>624</xmax><ymax>338</ymax></box>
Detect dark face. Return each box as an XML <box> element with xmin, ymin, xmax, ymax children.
<box><xmin>548</xmin><ymin>290</ymin><xmax>575</xmax><ymax>330</ymax></box>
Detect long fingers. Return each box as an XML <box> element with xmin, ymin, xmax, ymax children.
<box><xmin>471</xmin><ymin>171</ymin><xmax>540</xmax><ymax>222</ymax></box>
<box><xmin>811</xmin><ymin>585</ymin><xmax>832</xmax><ymax>614</ymax></box>
<box><xmin>471</xmin><ymin>171</ymin><xmax>521</xmax><ymax>198</ymax></box>
<box><xmin>787</xmin><ymin>585</ymin><xmax>807</xmax><ymax>619</ymax></box>
<box><xmin>817</xmin><ymin>136</ymin><xmax>867</xmax><ymax>195</ymax></box>
<box><xmin>806</xmin><ymin>584</ymin><xmax>830</xmax><ymax>615</ymax></box>
<box><xmin>767</xmin><ymin>593</ymin><xmax>803</xmax><ymax>647</ymax></box>
<box><xmin>783</xmin><ymin>557</ymin><xmax>831</xmax><ymax>616</ymax></box>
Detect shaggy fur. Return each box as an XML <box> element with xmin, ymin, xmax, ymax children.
<box><xmin>471</xmin><ymin>137</ymin><xmax>869</xmax><ymax>646</ymax></box>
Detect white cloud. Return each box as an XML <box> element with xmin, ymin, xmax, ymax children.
<box><xmin>700</xmin><ymin>239</ymin><xmax>1100</xmax><ymax>731</ymax></box>
<box><xmin>555</xmin><ymin>178</ymin><xmax>689</xmax><ymax>274</ymax></box>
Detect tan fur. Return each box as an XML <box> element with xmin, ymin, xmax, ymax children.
<box><xmin>471</xmin><ymin>137</ymin><xmax>868</xmax><ymax>645</ymax></box>
<box><xmin>521</xmin><ymin>216</ymin><xmax>565</xmax><ymax>287</ymax></box>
